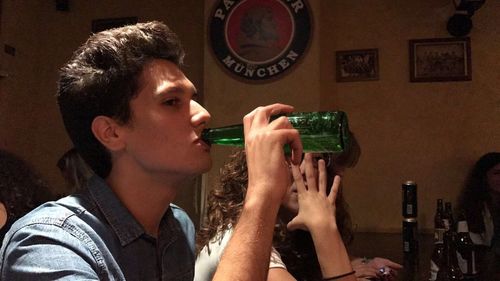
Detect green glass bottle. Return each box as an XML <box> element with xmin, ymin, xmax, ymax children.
<box><xmin>201</xmin><ymin>111</ymin><xmax>350</xmax><ymax>153</ymax></box>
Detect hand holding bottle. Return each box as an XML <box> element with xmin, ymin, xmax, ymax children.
<box><xmin>243</xmin><ymin>103</ymin><xmax>303</xmax><ymax>203</ymax></box>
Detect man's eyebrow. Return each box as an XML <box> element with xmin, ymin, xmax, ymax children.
<box><xmin>156</xmin><ymin>85</ymin><xmax>183</xmax><ymax>97</ymax></box>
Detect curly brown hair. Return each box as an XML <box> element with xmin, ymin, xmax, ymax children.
<box><xmin>196</xmin><ymin>133</ymin><xmax>361</xmax><ymax>279</ymax></box>
<box><xmin>0</xmin><ymin>149</ymin><xmax>54</xmax><ymax>228</ymax></box>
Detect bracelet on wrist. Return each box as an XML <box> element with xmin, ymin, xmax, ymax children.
<box><xmin>323</xmin><ymin>270</ymin><xmax>355</xmax><ymax>280</ymax></box>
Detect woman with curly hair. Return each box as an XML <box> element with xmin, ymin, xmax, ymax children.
<box><xmin>197</xmin><ymin>151</ymin><xmax>355</xmax><ymax>281</ymax></box>
<box><xmin>195</xmin><ymin>135</ymin><xmax>401</xmax><ymax>281</ymax></box>
<box><xmin>0</xmin><ymin>149</ymin><xmax>54</xmax><ymax>246</ymax></box>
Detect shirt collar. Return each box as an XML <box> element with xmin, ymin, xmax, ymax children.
<box><xmin>87</xmin><ymin>175</ymin><xmax>145</xmax><ymax>246</ymax></box>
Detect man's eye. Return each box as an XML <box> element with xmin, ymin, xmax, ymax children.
<box><xmin>163</xmin><ymin>98</ymin><xmax>180</xmax><ymax>106</ymax></box>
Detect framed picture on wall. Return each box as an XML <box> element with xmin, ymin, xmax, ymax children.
<box><xmin>409</xmin><ymin>37</ymin><xmax>471</xmax><ymax>82</ymax></box>
<box><xmin>336</xmin><ymin>48</ymin><xmax>379</xmax><ymax>82</ymax></box>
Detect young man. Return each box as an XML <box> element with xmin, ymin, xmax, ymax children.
<box><xmin>0</xmin><ymin>21</ymin><xmax>302</xmax><ymax>280</ymax></box>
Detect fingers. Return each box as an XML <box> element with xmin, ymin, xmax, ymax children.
<box><xmin>242</xmin><ymin>104</ymin><xmax>302</xmax><ymax>164</ymax></box>
<box><xmin>353</xmin><ymin>265</ymin><xmax>379</xmax><ymax>278</ymax></box>
<box><xmin>328</xmin><ymin>175</ymin><xmax>341</xmax><ymax>203</ymax></box>
<box><xmin>371</xmin><ymin>258</ymin><xmax>403</xmax><ymax>270</ymax></box>
<box><xmin>291</xmin><ymin>163</ymin><xmax>306</xmax><ymax>194</ymax></box>
<box><xmin>304</xmin><ymin>154</ymin><xmax>317</xmax><ymax>191</ymax></box>
<box><xmin>242</xmin><ymin>104</ymin><xmax>294</xmax><ymax>137</ymax></box>
<box><xmin>288</xmin><ymin>133</ymin><xmax>303</xmax><ymax>165</ymax></box>
<box><xmin>286</xmin><ymin>217</ymin><xmax>303</xmax><ymax>232</ymax></box>
<box><xmin>281</xmin><ymin>129</ymin><xmax>303</xmax><ymax>165</ymax></box>
<box><xmin>383</xmin><ymin>260</ymin><xmax>403</xmax><ymax>270</ymax></box>
<box><xmin>318</xmin><ymin>158</ymin><xmax>327</xmax><ymax>195</ymax></box>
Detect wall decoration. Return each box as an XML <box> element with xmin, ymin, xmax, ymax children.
<box><xmin>91</xmin><ymin>17</ymin><xmax>138</xmax><ymax>33</ymax></box>
<box><xmin>335</xmin><ymin>48</ymin><xmax>379</xmax><ymax>82</ymax></box>
<box><xmin>208</xmin><ymin>0</ymin><xmax>312</xmax><ymax>83</ymax></box>
<box><xmin>409</xmin><ymin>37</ymin><xmax>471</xmax><ymax>82</ymax></box>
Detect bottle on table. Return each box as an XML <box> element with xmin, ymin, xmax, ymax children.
<box><xmin>436</xmin><ymin>230</ymin><xmax>464</xmax><ymax>281</ymax></box>
<box><xmin>456</xmin><ymin>214</ymin><xmax>478</xmax><ymax>280</ymax></box>
<box><xmin>201</xmin><ymin>111</ymin><xmax>351</xmax><ymax>153</ymax></box>
<box><xmin>434</xmin><ymin>199</ymin><xmax>445</xmax><ymax>237</ymax></box>
<box><xmin>443</xmin><ymin>202</ymin><xmax>455</xmax><ymax>232</ymax></box>
<box><xmin>430</xmin><ymin>199</ymin><xmax>446</xmax><ymax>281</ymax></box>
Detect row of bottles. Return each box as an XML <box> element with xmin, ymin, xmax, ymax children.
<box><xmin>430</xmin><ymin>199</ymin><xmax>477</xmax><ymax>281</ymax></box>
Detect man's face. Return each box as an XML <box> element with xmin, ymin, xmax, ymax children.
<box><xmin>119</xmin><ymin>59</ymin><xmax>212</xmax><ymax>181</ymax></box>
<box><xmin>487</xmin><ymin>163</ymin><xmax>500</xmax><ymax>193</ymax></box>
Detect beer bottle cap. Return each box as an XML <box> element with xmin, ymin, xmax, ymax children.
<box><xmin>403</xmin><ymin>180</ymin><xmax>416</xmax><ymax>186</ymax></box>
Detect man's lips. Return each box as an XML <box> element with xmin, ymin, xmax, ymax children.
<box><xmin>195</xmin><ymin>137</ymin><xmax>211</xmax><ymax>150</ymax></box>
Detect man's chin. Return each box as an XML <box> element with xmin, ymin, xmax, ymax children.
<box><xmin>202</xmin><ymin>160</ymin><xmax>213</xmax><ymax>173</ymax></box>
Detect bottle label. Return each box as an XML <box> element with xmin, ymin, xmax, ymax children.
<box><xmin>434</xmin><ymin>228</ymin><xmax>445</xmax><ymax>243</ymax></box>
<box><xmin>456</xmin><ymin>250</ymin><xmax>477</xmax><ymax>274</ymax></box>
<box><xmin>429</xmin><ymin>260</ymin><xmax>439</xmax><ymax>281</ymax></box>
<box><xmin>406</xmin><ymin>204</ymin><xmax>414</xmax><ymax>215</ymax></box>
<box><xmin>443</xmin><ymin>219</ymin><xmax>450</xmax><ymax>230</ymax></box>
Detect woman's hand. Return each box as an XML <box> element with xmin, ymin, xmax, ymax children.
<box><xmin>287</xmin><ymin>153</ymin><xmax>355</xmax><ymax>280</ymax></box>
<box><xmin>351</xmin><ymin>257</ymin><xmax>402</xmax><ymax>280</ymax></box>
<box><xmin>287</xmin><ymin>153</ymin><xmax>340</xmax><ymax>232</ymax></box>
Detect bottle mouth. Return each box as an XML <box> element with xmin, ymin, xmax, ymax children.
<box><xmin>201</xmin><ymin>129</ymin><xmax>211</xmax><ymax>144</ymax></box>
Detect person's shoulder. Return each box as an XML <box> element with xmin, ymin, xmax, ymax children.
<box><xmin>7</xmin><ymin>194</ymin><xmax>95</xmax><ymax>236</ymax></box>
<box><xmin>0</xmin><ymin>196</ymin><xmax>113</xmax><ymax>281</ymax></box>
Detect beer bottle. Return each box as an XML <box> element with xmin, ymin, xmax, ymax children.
<box><xmin>443</xmin><ymin>202</ymin><xmax>455</xmax><ymax>232</ymax></box>
<box><xmin>430</xmin><ymin>233</ymin><xmax>445</xmax><ymax>281</ymax></box>
<box><xmin>456</xmin><ymin>214</ymin><xmax>478</xmax><ymax>279</ymax></box>
<box><xmin>437</xmin><ymin>230</ymin><xmax>464</xmax><ymax>280</ymax></box>
<box><xmin>201</xmin><ymin>111</ymin><xmax>350</xmax><ymax>153</ymax></box>
<box><xmin>434</xmin><ymin>199</ymin><xmax>446</xmax><ymax>240</ymax></box>
<box><xmin>430</xmin><ymin>200</ymin><xmax>446</xmax><ymax>281</ymax></box>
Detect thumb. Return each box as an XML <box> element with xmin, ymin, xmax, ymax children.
<box><xmin>286</xmin><ymin>217</ymin><xmax>304</xmax><ymax>231</ymax></box>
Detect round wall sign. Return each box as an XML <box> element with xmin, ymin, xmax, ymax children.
<box><xmin>208</xmin><ymin>0</ymin><xmax>312</xmax><ymax>83</ymax></box>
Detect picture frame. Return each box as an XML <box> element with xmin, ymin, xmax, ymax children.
<box><xmin>91</xmin><ymin>17</ymin><xmax>138</xmax><ymax>33</ymax></box>
<box><xmin>409</xmin><ymin>37</ymin><xmax>471</xmax><ymax>82</ymax></box>
<box><xmin>336</xmin><ymin>48</ymin><xmax>379</xmax><ymax>82</ymax></box>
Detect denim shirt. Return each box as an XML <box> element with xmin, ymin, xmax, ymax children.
<box><xmin>0</xmin><ymin>176</ymin><xmax>196</xmax><ymax>281</ymax></box>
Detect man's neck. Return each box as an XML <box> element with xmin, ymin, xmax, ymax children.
<box><xmin>105</xmin><ymin>162</ymin><xmax>185</xmax><ymax>237</ymax></box>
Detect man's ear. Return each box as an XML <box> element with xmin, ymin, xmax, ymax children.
<box><xmin>91</xmin><ymin>116</ymin><xmax>126</xmax><ymax>152</ymax></box>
